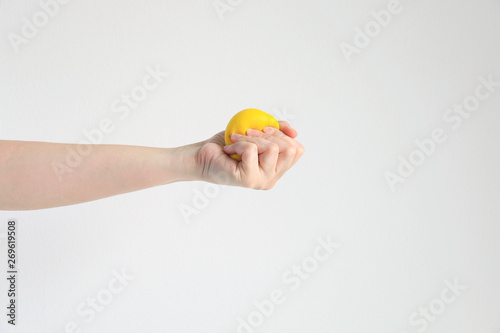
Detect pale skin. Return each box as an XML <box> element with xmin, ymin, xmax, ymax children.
<box><xmin>0</xmin><ymin>121</ymin><xmax>304</xmax><ymax>210</ymax></box>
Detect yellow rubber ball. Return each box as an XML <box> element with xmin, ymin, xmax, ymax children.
<box><xmin>225</xmin><ymin>108</ymin><xmax>280</xmax><ymax>161</ymax></box>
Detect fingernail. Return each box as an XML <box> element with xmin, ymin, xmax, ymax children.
<box><xmin>263</xmin><ymin>127</ymin><xmax>275</xmax><ymax>134</ymax></box>
<box><xmin>231</xmin><ymin>133</ymin><xmax>242</xmax><ymax>141</ymax></box>
<box><xmin>246</xmin><ymin>128</ymin><xmax>261</xmax><ymax>137</ymax></box>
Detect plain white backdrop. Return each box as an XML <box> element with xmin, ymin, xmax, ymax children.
<box><xmin>1</xmin><ymin>0</ymin><xmax>500</xmax><ymax>332</ymax></box>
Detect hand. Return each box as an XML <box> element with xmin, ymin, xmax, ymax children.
<box><xmin>194</xmin><ymin>121</ymin><xmax>305</xmax><ymax>190</ymax></box>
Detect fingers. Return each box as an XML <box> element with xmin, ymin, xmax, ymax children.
<box><xmin>224</xmin><ymin>133</ymin><xmax>279</xmax><ymax>175</ymax></box>
<box><xmin>239</xmin><ymin>132</ymin><xmax>279</xmax><ymax>173</ymax></box>
<box><xmin>223</xmin><ymin>138</ymin><xmax>258</xmax><ymax>174</ymax></box>
<box><xmin>254</xmin><ymin>126</ymin><xmax>305</xmax><ymax>170</ymax></box>
<box><xmin>278</xmin><ymin>121</ymin><xmax>298</xmax><ymax>138</ymax></box>
<box><xmin>221</xmin><ymin>123</ymin><xmax>304</xmax><ymax>190</ymax></box>
<box><xmin>261</xmin><ymin>128</ymin><xmax>295</xmax><ymax>175</ymax></box>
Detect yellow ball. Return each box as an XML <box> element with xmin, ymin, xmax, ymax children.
<box><xmin>225</xmin><ymin>108</ymin><xmax>280</xmax><ymax>161</ymax></box>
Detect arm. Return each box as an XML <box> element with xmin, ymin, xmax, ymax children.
<box><xmin>0</xmin><ymin>122</ymin><xmax>304</xmax><ymax>210</ymax></box>
<box><xmin>0</xmin><ymin>141</ymin><xmax>198</xmax><ymax>210</ymax></box>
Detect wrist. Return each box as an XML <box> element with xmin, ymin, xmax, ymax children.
<box><xmin>164</xmin><ymin>143</ymin><xmax>203</xmax><ymax>183</ymax></box>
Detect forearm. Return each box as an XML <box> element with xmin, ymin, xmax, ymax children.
<box><xmin>0</xmin><ymin>141</ymin><xmax>201</xmax><ymax>210</ymax></box>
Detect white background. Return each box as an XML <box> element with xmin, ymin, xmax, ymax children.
<box><xmin>1</xmin><ymin>0</ymin><xmax>500</xmax><ymax>332</ymax></box>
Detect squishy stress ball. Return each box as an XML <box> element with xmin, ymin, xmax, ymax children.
<box><xmin>224</xmin><ymin>108</ymin><xmax>280</xmax><ymax>161</ymax></box>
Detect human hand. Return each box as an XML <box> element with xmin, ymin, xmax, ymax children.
<box><xmin>193</xmin><ymin>121</ymin><xmax>305</xmax><ymax>190</ymax></box>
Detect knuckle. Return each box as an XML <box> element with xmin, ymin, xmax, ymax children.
<box><xmin>268</xmin><ymin>143</ymin><xmax>279</xmax><ymax>154</ymax></box>
<box><xmin>297</xmin><ymin>144</ymin><xmax>305</xmax><ymax>155</ymax></box>
<box><xmin>242</xmin><ymin>142</ymin><xmax>258</xmax><ymax>154</ymax></box>
<box><xmin>249</xmin><ymin>143</ymin><xmax>258</xmax><ymax>153</ymax></box>
<box><xmin>283</xmin><ymin>146</ymin><xmax>296</xmax><ymax>156</ymax></box>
